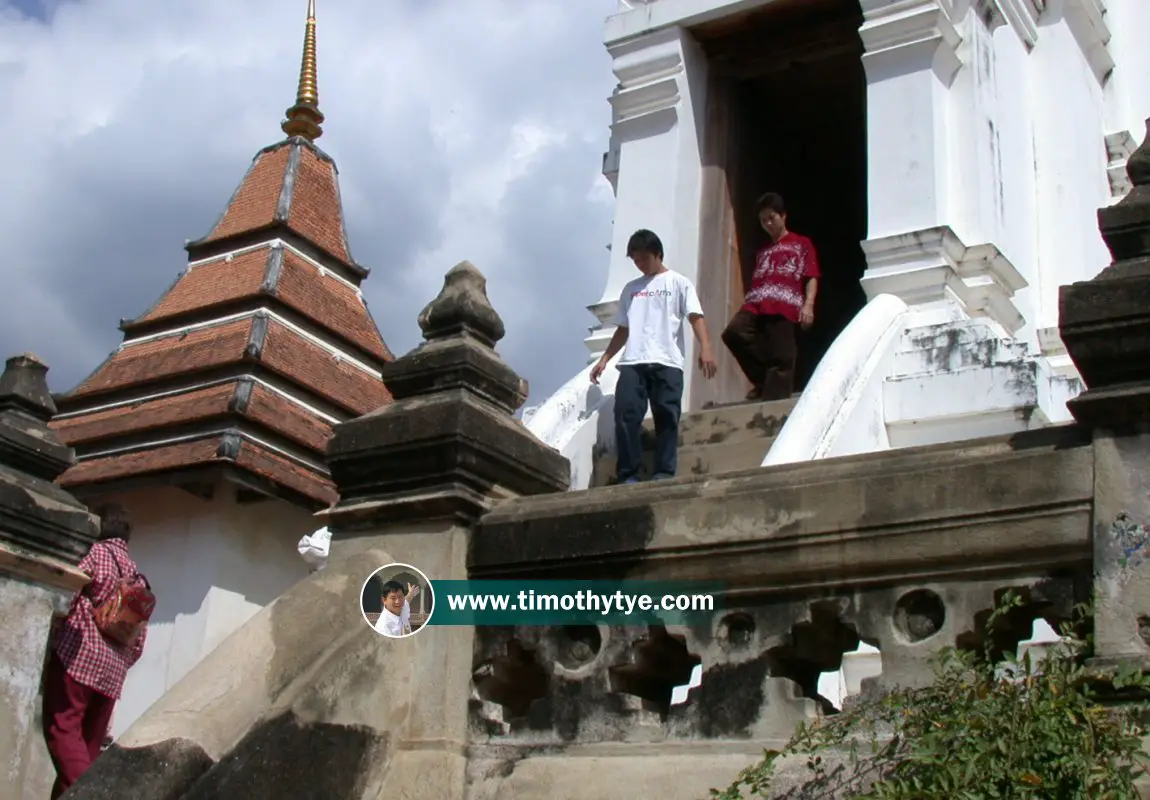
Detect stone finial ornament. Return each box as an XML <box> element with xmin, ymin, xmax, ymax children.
<box><xmin>0</xmin><ymin>353</ymin><xmax>72</xmax><ymax>482</ymax></box>
<box><xmin>0</xmin><ymin>353</ymin><xmax>57</xmax><ymax>421</ymax></box>
<box><xmin>1059</xmin><ymin>118</ymin><xmax>1150</xmax><ymax>428</ymax></box>
<box><xmin>0</xmin><ymin>353</ymin><xmax>98</xmax><ymax>563</ymax></box>
<box><xmin>325</xmin><ymin>262</ymin><xmax>569</xmax><ymax>528</ymax></box>
<box><xmin>380</xmin><ymin>261</ymin><xmax>526</xmax><ymax>414</ymax></box>
<box><xmin>417</xmin><ymin>260</ymin><xmax>506</xmax><ymax>347</ymax></box>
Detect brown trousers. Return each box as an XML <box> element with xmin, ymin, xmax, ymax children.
<box><xmin>721</xmin><ymin>310</ymin><xmax>797</xmax><ymax>401</ymax></box>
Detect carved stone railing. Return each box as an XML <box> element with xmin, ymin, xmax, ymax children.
<box><xmin>465</xmin><ymin>424</ymin><xmax>1095</xmax><ymax>793</ymax></box>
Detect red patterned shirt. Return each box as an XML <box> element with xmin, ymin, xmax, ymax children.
<box><xmin>53</xmin><ymin>538</ymin><xmax>147</xmax><ymax>699</ymax></box>
<box><xmin>741</xmin><ymin>232</ymin><xmax>821</xmax><ymax>323</ymax></box>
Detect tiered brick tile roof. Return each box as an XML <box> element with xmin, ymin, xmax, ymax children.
<box><xmin>51</xmin><ymin>136</ymin><xmax>393</xmax><ymax>509</ymax></box>
<box><xmin>51</xmin><ymin>2</ymin><xmax>389</xmax><ymax>509</ymax></box>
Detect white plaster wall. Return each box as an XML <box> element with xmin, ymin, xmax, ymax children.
<box><xmin>1105</xmin><ymin>0</ymin><xmax>1150</xmax><ymax>136</ymax></box>
<box><xmin>104</xmin><ymin>484</ymin><xmax>314</xmax><ymax>737</ymax></box>
<box><xmin>1036</xmin><ymin>360</ymin><xmax>1083</xmax><ymax>425</ymax></box>
<box><xmin>865</xmin><ymin>52</ymin><xmax>955</xmax><ymax>239</ymax></box>
<box><xmin>948</xmin><ymin>12</ymin><xmax>1041</xmax><ymax>349</ymax></box>
<box><xmin>826</xmin><ymin>0</ymin><xmax>1121</xmax><ymax>454</ymax></box>
<box><xmin>1029</xmin><ymin>12</ymin><xmax>1112</xmax><ymax>327</ymax></box>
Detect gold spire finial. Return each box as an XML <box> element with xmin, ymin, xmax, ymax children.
<box><xmin>282</xmin><ymin>0</ymin><xmax>324</xmax><ymax>141</ymax></box>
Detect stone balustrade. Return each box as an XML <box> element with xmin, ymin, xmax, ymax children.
<box><xmin>467</xmin><ymin>423</ymin><xmax>1093</xmax><ymax>752</ymax></box>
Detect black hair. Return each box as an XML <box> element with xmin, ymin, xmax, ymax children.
<box><xmin>626</xmin><ymin>229</ymin><xmax>664</xmax><ymax>260</ymax></box>
<box><xmin>93</xmin><ymin>503</ymin><xmax>131</xmax><ymax>542</ymax></box>
<box><xmin>380</xmin><ymin>580</ymin><xmax>406</xmax><ymax>597</ymax></box>
<box><xmin>756</xmin><ymin>192</ymin><xmax>786</xmax><ymax>215</ymax></box>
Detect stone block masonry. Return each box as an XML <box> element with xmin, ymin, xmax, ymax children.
<box><xmin>0</xmin><ymin>353</ymin><xmax>99</xmax><ymax>800</ymax></box>
<box><xmin>1060</xmin><ymin>118</ymin><xmax>1150</xmax><ymax>674</ymax></box>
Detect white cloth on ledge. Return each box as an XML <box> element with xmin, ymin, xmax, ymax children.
<box><xmin>297</xmin><ymin>526</ymin><xmax>331</xmax><ymax>571</ymax></box>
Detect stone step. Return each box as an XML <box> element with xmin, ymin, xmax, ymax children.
<box><xmin>592</xmin><ymin>436</ymin><xmax>777</xmax><ymax>486</ymax></box>
<box><xmin>677</xmin><ymin>396</ymin><xmax>796</xmax><ymax>447</ymax></box>
<box><xmin>590</xmin><ymin>397</ymin><xmax>796</xmax><ymax>486</ymax></box>
<box><xmin>631</xmin><ymin>396</ymin><xmax>796</xmax><ymax>448</ymax></box>
<box><xmin>676</xmin><ymin>436</ymin><xmax>778</xmax><ymax>478</ymax></box>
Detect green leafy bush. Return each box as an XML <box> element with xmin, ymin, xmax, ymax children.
<box><xmin>711</xmin><ymin>591</ymin><xmax>1150</xmax><ymax>799</ymax></box>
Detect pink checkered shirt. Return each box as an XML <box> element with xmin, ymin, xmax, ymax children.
<box><xmin>53</xmin><ymin>538</ymin><xmax>148</xmax><ymax>699</ymax></box>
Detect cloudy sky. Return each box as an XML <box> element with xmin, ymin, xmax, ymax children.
<box><xmin>0</xmin><ymin>0</ymin><xmax>620</xmax><ymax>408</ymax></box>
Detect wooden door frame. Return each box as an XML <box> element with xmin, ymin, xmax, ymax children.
<box><xmin>692</xmin><ymin>74</ymin><xmax>753</xmax><ymax>412</ymax></box>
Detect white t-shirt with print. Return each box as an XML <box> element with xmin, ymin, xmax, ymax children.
<box><xmin>612</xmin><ymin>270</ymin><xmax>704</xmax><ymax>371</ymax></box>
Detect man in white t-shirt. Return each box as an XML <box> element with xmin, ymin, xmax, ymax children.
<box><xmin>590</xmin><ymin>229</ymin><xmax>717</xmax><ymax>483</ymax></box>
<box><xmin>374</xmin><ymin>580</ymin><xmax>420</xmax><ymax>637</ymax></box>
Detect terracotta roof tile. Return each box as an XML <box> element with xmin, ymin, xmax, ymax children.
<box><xmin>194</xmin><ymin>142</ymin><xmax>355</xmax><ymax>271</ymax></box>
<box><xmin>51</xmin><ymin>380</ymin><xmax>334</xmax><ymax>460</ymax></box>
<box><xmin>276</xmin><ymin>251</ymin><xmax>391</xmax><ymax>360</ymax></box>
<box><xmin>288</xmin><ymin>147</ymin><xmax>351</xmax><ymax>263</ymax></box>
<box><xmin>236</xmin><ymin>440</ymin><xmax>337</xmax><ymax>506</ymax></box>
<box><xmin>58</xmin><ymin>437</ymin><xmax>224</xmax><ymax>487</ymax></box>
<box><xmin>261</xmin><ymin>320</ymin><xmax>390</xmax><ymax>415</ymax></box>
<box><xmin>70</xmin><ymin>319</ymin><xmax>254</xmax><ymax>399</ymax></box>
<box><xmin>203</xmin><ymin>146</ymin><xmax>290</xmax><ymax>242</ymax></box>
<box><xmin>245</xmin><ymin>384</ymin><xmax>333</xmax><ymax>453</ymax></box>
<box><xmin>56</xmin><ymin>434</ymin><xmax>336</xmax><ymax>507</ymax></box>
<box><xmin>62</xmin><ymin>315</ymin><xmax>389</xmax><ymax>416</ymax></box>
<box><xmin>135</xmin><ymin>250</ymin><xmax>268</xmax><ymax>324</ymax></box>
<box><xmin>122</xmin><ymin>246</ymin><xmax>391</xmax><ymax>364</ymax></box>
<box><xmin>51</xmin><ymin>383</ymin><xmax>235</xmax><ymax>447</ymax></box>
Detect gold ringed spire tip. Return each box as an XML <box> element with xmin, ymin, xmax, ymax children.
<box><xmin>282</xmin><ymin>0</ymin><xmax>323</xmax><ymax>141</ymax></box>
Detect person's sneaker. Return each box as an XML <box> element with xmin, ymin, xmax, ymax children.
<box><xmin>745</xmin><ymin>388</ymin><xmax>762</xmax><ymax>401</ymax></box>
<box><xmin>650</xmin><ymin>473</ymin><xmax>675</xmax><ymax>481</ymax></box>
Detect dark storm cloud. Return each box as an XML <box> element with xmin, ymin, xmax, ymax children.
<box><xmin>0</xmin><ymin>0</ymin><xmax>621</xmax><ymax>407</ymax></box>
<box><xmin>3</xmin><ymin>0</ymin><xmax>51</xmax><ymax>21</ymax></box>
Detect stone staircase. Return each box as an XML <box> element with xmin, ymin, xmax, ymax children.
<box><xmin>591</xmin><ymin>396</ymin><xmax>797</xmax><ymax>486</ymax></box>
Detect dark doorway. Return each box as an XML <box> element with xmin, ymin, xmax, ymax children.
<box><xmin>691</xmin><ymin>0</ymin><xmax>869</xmax><ymax>410</ymax></box>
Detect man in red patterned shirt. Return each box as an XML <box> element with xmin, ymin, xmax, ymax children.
<box><xmin>42</xmin><ymin>503</ymin><xmax>148</xmax><ymax>799</ymax></box>
<box><xmin>721</xmin><ymin>192</ymin><xmax>821</xmax><ymax>401</ymax></box>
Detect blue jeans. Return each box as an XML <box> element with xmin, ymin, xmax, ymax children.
<box><xmin>614</xmin><ymin>363</ymin><xmax>684</xmax><ymax>482</ymax></box>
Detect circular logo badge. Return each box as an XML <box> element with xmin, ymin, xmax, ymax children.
<box><xmin>360</xmin><ymin>563</ymin><xmax>435</xmax><ymax>638</ymax></box>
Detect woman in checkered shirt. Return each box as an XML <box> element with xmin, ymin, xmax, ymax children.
<box><xmin>41</xmin><ymin>503</ymin><xmax>149</xmax><ymax>799</ymax></box>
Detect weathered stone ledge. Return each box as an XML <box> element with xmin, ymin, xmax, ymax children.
<box><xmin>0</xmin><ymin>540</ymin><xmax>89</xmax><ymax>593</ymax></box>
<box><xmin>472</xmin><ymin>425</ymin><xmax>1094</xmax><ymax>591</ymax></box>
